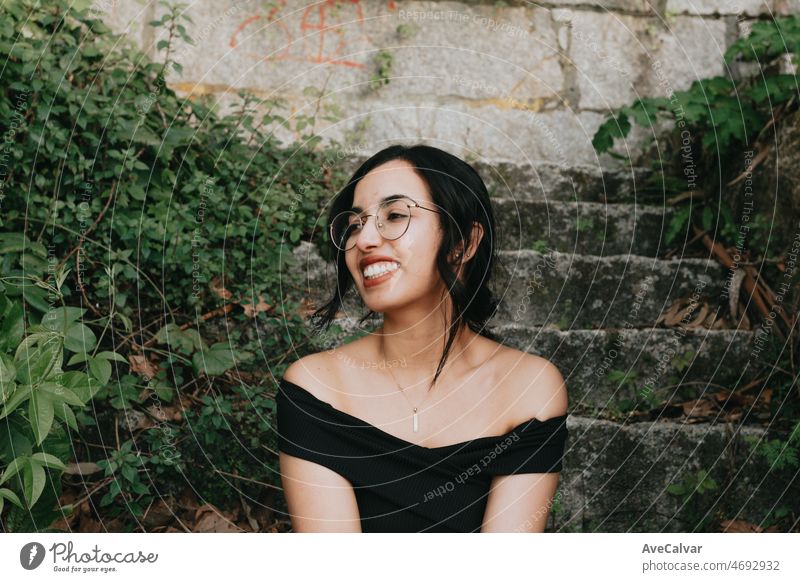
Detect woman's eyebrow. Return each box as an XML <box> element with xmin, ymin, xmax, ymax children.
<box><xmin>350</xmin><ymin>193</ymin><xmax>411</xmax><ymax>213</ymax></box>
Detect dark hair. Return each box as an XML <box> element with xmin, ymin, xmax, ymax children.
<box><xmin>309</xmin><ymin>144</ymin><xmax>502</xmax><ymax>390</ymax></box>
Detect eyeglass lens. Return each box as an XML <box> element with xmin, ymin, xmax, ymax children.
<box><xmin>331</xmin><ymin>199</ymin><xmax>412</xmax><ymax>250</ymax></box>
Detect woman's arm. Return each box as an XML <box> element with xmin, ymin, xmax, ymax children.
<box><xmin>481</xmin><ymin>355</ymin><xmax>568</xmax><ymax>533</ymax></box>
<box><xmin>280</xmin><ymin>451</ymin><xmax>362</xmax><ymax>532</ymax></box>
<box><xmin>480</xmin><ymin>472</ymin><xmax>561</xmax><ymax>532</ymax></box>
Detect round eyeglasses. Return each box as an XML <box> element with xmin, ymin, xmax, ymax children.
<box><xmin>329</xmin><ymin>196</ymin><xmax>441</xmax><ymax>251</ymax></box>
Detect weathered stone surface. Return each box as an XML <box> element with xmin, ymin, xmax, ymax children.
<box><xmin>666</xmin><ymin>0</ymin><xmax>797</xmax><ymax>17</ymax></box>
<box><xmin>492</xmin><ymin>198</ymin><xmax>675</xmax><ymax>255</ymax></box>
<box><xmin>496</xmin><ymin>324</ymin><xmax>757</xmax><ymax>408</ymax></box>
<box><xmin>492</xmin><ymin>250</ymin><xmax>728</xmax><ymax>328</ymax></box>
<box><xmin>335</xmin><ymin>154</ymin><xmax>653</xmax><ymax>203</ymax></box>
<box><xmin>555</xmin><ymin>416</ymin><xmax>795</xmax><ymax>532</ymax></box>
<box><xmin>570</xmin><ymin>11</ymin><xmax>727</xmax><ymax>110</ymax></box>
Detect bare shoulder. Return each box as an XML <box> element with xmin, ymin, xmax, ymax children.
<box><xmin>282</xmin><ymin>349</ymin><xmax>344</xmax><ymax>407</ymax></box>
<box><xmin>502</xmin><ymin>349</ymin><xmax>569</xmax><ymax>422</ymax></box>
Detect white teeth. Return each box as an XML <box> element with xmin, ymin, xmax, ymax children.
<box><xmin>363</xmin><ymin>261</ymin><xmax>399</xmax><ymax>279</ymax></box>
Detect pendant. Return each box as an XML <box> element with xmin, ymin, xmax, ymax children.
<box><xmin>413</xmin><ymin>407</ymin><xmax>418</xmax><ymax>433</ymax></box>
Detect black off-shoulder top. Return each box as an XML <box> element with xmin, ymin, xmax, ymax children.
<box><xmin>276</xmin><ymin>377</ymin><xmax>569</xmax><ymax>532</ymax></box>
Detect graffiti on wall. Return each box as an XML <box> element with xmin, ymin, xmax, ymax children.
<box><xmin>229</xmin><ymin>0</ymin><xmax>397</xmax><ymax>69</ymax></box>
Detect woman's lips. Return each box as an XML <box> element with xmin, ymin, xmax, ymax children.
<box><xmin>363</xmin><ymin>266</ymin><xmax>398</xmax><ymax>288</ymax></box>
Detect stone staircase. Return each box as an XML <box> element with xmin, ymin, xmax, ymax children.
<box><xmin>287</xmin><ymin>157</ymin><xmax>781</xmax><ymax>532</ymax></box>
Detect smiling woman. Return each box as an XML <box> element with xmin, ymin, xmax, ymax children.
<box><xmin>276</xmin><ymin>143</ymin><xmax>569</xmax><ymax>533</ymax></box>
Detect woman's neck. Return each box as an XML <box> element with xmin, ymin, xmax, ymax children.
<box><xmin>374</xmin><ymin>318</ymin><xmax>475</xmax><ymax>388</ymax></box>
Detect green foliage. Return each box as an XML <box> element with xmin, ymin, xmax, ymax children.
<box><xmin>0</xmin><ymin>253</ymin><xmax>122</xmax><ymax>524</ymax></box>
<box><xmin>96</xmin><ymin>439</ymin><xmax>149</xmax><ymax>509</ymax></box>
<box><xmin>667</xmin><ymin>468</ymin><xmax>718</xmax><ymax>500</ymax></box>
<box><xmin>180</xmin><ymin>382</ymin><xmax>278</xmax><ymax>508</ymax></box>
<box><xmin>744</xmin><ymin>422</ymin><xmax>800</xmax><ymax>472</ymax></box>
<box><xmin>370</xmin><ymin>50</ymin><xmax>394</xmax><ymax>91</ymax></box>
<box><xmin>592</xmin><ymin>15</ymin><xmax>800</xmax><ymax>257</ymax></box>
<box><xmin>667</xmin><ymin>469</ymin><xmax>719</xmax><ymax>530</ymax></box>
<box><xmin>0</xmin><ymin>0</ymin><xmax>350</xmax><ymax>531</ymax></box>
<box><xmin>723</xmin><ymin>17</ymin><xmax>800</xmax><ymax>67</ymax></box>
<box><xmin>593</xmin><ymin>15</ymin><xmax>800</xmax><ymax>156</ymax></box>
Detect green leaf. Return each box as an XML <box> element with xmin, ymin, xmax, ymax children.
<box><xmin>121</xmin><ymin>464</ymin><xmax>136</xmax><ymax>482</ymax></box>
<box><xmin>88</xmin><ymin>357</ymin><xmax>112</xmax><ymax>386</ymax></box>
<box><xmin>95</xmin><ymin>351</ymin><xmax>128</xmax><ymax>364</ymax></box>
<box><xmin>22</xmin><ymin>458</ymin><xmax>46</xmax><ymax>507</ymax></box>
<box><xmin>0</xmin><ymin>297</ymin><xmax>24</xmax><ymax>352</ymax></box>
<box><xmin>39</xmin><ymin>382</ymin><xmax>86</xmax><ymax>407</ymax></box>
<box><xmin>29</xmin><ymin>391</ymin><xmax>55</xmax><ymax>446</ymax></box>
<box><xmin>155</xmin><ymin>323</ymin><xmax>204</xmax><ymax>354</ymax></box>
<box><xmin>153</xmin><ymin>382</ymin><xmax>174</xmax><ymax>402</ymax></box>
<box><xmin>701</xmin><ymin>206</ymin><xmax>713</xmax><ymax>232</ymax></box>
<box><xmin>60</xmin><ymin>371</ymin><xmax>100</xmax><ymax>403</ymax></box>
<box><xmin>0</xmin><ymin>353</ymin><xmax>17</xmax><ymax>387</ymax></box>
<box><xmin>64</xmin><ymin>322</ymin><xmax>97</xmax><ymax>353</ymax></box>
<box><xmin>666</xmin><ymin>483</ymin><xmax>685</xmax><ymax>496</ymax></box>
<box><xmin>0</xmin><ymin>232</ymin><xmax>34</xmax><ymax>254</ymax></box>
<box><xmin>40</xmin><ymin>307</ymin><xmax>86</xmax><ymax>333</ymax></box>
<box><xmin>591</xmin><ymin>112</ymin><xmax>631</xmax><ymax>153</ymax></box>
<box><xmin>665</xmin><ymin>206</ymin><xmax>691</xmax><ymax>244</ymax></box>
<box><xmin>0</xmin><ymin>456</ymin><xmax>28</xmax><ymax>486</ymax></box>
<box><xmin>67</xmin><ymin>352</ymin><xmax>90</xmax><ymax>366</ymax></box>
<box><xmin>0</xmin><ymin>487</ymin><xmax>23</xmax><ymax>512</ymax></box>
<box><xmin>30</xmin><ymin>452</ymin><xmax>66</xmax><ymax>471</ymax></box>
<box><xmin>0</xmin><ymin>384</ymin><xmax>33</xmax><ymax>419</ymax></box>
<box><xmin>192</xmin><ymin>342</ymin><xmax>236</xmax><ymax>376</ymax></box>
<box><xmin>15</xmin><ymin>336</ymin><xmax>62</xmax><ymax>384</ymax></box>
<box><xmin>53</xmin><ymin>401</ymin><xmax>79</xmax><ymax>432</ymax></box>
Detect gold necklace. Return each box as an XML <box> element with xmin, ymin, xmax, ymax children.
<box><xmin>380</xmin><ymin>337</ymin><xmax>435</xmax><ymax>433</ymax></box>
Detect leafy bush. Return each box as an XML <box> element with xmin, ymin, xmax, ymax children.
<box><xmin>0</xmin><ymin>246</ymin><xmax>124</xmax><ymax>528</ymax></box>
<box><xmin>1</xmin><ymin>0</ymin><xmax>349</xmax><ymax>531</ymax></box>
<box><xmin>592</xmin><ymin>16</ymin><xmax>800</xmax><ymax>252</ymax></box>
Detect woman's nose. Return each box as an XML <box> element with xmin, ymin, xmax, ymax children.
<box><xmin>355</xmin><ymin>215</ymin><xmax>383</xmax><ymax>248</ymax></box>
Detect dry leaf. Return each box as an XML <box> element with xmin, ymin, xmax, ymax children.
<box><xmin>241</xmin><ymin>295</ymin><xmax>272</xmax><ymax>318</ymax></box>
<box><xmin>681</xmin><ymin>398</ymin><xmax>718</xmax><ymax>419</ymax></box>
<box><xmin>142</xmin><ymin>499</ymin><xmax>175</xmax><ymax>529</ymax></box>
<box><xmin>298</xmin><ymin>297</ymin><xmax>318</xmax><ymax>317</ymax></box>
<box><xmin>720</xmin><ymin>519</ymin><xmax>763</xmax><ymax>533</ymax></box>
<box><xmin>129</xmin><ymin>354</ymin><xmax>159</xmax><ymax>379</ymax></box>
<box><xmin>239</xmin><ymin>495</ymin><xmax>260</xmax><ymax>532</ymax></box>
<box><xmin>210</xmin><ymin>277</ymin><xmax>232</xmax><ymax>300</ymax></box>
<box><xmin>193</xmin><ymin>504</ymin><xmax>243</xmax><ymax>533</ymax></box>
<box><xmin>64</xmin><ymin>462</ymin><xmax>102</xmax><ymax>476</ymax></box>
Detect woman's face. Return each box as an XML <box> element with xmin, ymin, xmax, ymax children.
<box><xmin>344</xmin><ymin>159</ymin><xmax>448</xmax><ymax>314</ymax></box>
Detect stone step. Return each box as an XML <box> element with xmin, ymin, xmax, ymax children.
<box><xmin>492</xmin><ymin>250</ymin><xmax>728</xmax><ymax>328</ymax></box>
<box><xmin>495</xmin><ymin>323</ymin><xmax>756</xmax><ymax>411</ymax></box>
<box><xmin>492</xmin><ymin>198</ymin><xmax>673</xmax><ymax>256</ymax></box>
<box><xmin>298</xmin><ymin>314</ymin><xmax>757</xmax><ymax>412</ymax></box>
<box><xmin>291</xmin><ymin>242</ymin><xmax>733</xmax><ymax>329</ymax></box>
<box><xmin>336</xmin><ymin>155</ymin><xmax>650</xmax><ymax>203</ymax></box>
<box><xmin>557</xmin><ymin>415</ymin><xmax>787</xmax><ymax>532</ymax></box>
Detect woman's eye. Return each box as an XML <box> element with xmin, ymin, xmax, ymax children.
<box><xmin>388</xmin><ymin>213</ymin><xmax>405</xmax><ymax>220</ymax></box>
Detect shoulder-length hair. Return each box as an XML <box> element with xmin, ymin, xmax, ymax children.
<box><xmin>309</xmin><ymin>143</ymin><xmax>502</xmax><ymax>390</ymax></box>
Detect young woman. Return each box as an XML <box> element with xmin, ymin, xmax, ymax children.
<box><xmin>276</xmin><ymin>144</ymin><xmax>569</xmax><ymax>532</ymax></box>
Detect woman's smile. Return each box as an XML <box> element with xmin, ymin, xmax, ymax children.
<box><xmin>363</xmin><ymin>263</ymin><xmax>399</xmax><ymax>288</ymax></box>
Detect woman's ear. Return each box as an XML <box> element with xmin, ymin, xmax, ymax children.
<box><xmin>449</xmin><ymin>223</ymin><xmax>484</xmax><ymax>266</ymax></box>
<box><xmin>464</xmin><ymin>222</ymin><xmax>484</xmax><ymax>260</ymax></box>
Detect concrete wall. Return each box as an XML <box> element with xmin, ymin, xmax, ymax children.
<box><xmin>95</xmin><ymin>0</ymin><xmax>798</xmax><ymax>169</ymax></box>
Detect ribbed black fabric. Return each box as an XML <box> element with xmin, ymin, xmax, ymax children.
<box><xmin>276</xmin><ymin>377</ymin><xmax>569</xmax><ymax>532</ymax></box>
